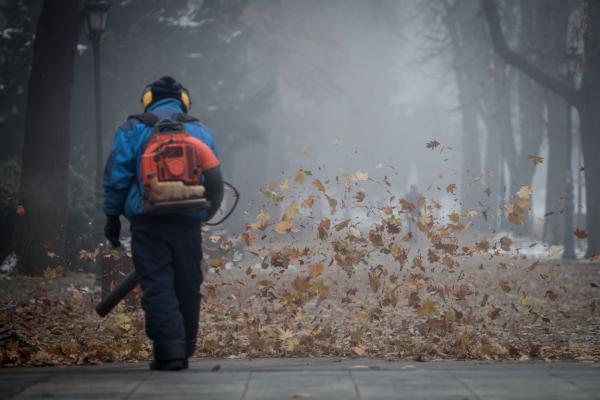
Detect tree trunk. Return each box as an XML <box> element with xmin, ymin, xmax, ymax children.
<box><xmin>579</xmin><ymin>108</ymin><xmax>600</xmax><ymax>257</ymax></box>
<box><xmin>13</xmin><ymin>0</ymin><xmax>83</xmax><ymax>275</ymax></box>
<box><xmin>457</xmin><ymin>73</ymin><xmax>482</xmax><ymax>214</ymax></box>
<box><xmin>481</xmin><ymin>109</ymin><xmax>500</xmax><ymax>231</ymax></box>
<box><xmin>580</xmin><ymin>0</ymin><xmax>600</xmax><ymax>257</ymax></box>
<box><xmin>509</xmin><ymin>0</ymin><xmax>543</xmax><ymax>236</ymax></box>
<box><xmin>543</xmin><ymin>92</ymin><xmax>569</xmax><ymax>245</ymax></box>
<box><xmin>441</xmin><ymin>1</ymin><xmax>484</xmax><ymax>217</ymax></box>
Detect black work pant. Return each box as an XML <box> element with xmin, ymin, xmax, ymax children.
<box><xmin>130</xmin><ymin>216</ymin><xmax>203</xmax><ymax>362</ymax></box>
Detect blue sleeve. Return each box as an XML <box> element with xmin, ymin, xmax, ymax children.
<box><xmin>103</xmin><ymin>124</ymin><xmax>136</xmax><ymax>217</ymax></box>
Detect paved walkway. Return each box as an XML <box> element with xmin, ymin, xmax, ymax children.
<box><xmin>1</xmin><ymin>358</ymin><xmax>599</xmax><ymax>400</ymax></box>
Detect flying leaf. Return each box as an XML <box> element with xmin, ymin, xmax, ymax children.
<box><xmin>354</xmin><ymin>190</ymin><xmax>366</xmax><ymax>202</ymax></box>
<box><xmin>240</xmin><ymin>232</ymin><xmax>255</xmax><ymax>247</ymax></box>
<box><xmin>415</xmin><ymin>298</ymin><xmax>438</xmax><ymax>317</ymax></box>
<box><xmin>326</xmin><ymin>195</ymin><xmax>338</xmax><ymax>214</ymax></box>
<box><xmin>527</xmin><ymin>155</ymin><xmax>544</xmax><ymax>166</ymax></box>
<box><xmin>294</xmin><ymin>170</ymin><xmax>306</xmax><ymax>184</ymax></box>
<box><xmin>426</xmin><ymin>140</ymin><xmax>440</xmax><ymax>149</ymax></box>
<box><xmin>441</xmin><ymin>255</ymin><xmax>454</xmax><ymax>268</ymax></box>
<box><xmin>351</xmin><ymin>171</ymin><xmax>369</xmax><ymax>182</ymax></box>
<box><xmin>312</xmin><ymin>179</ymin><xmax>327</xmax><ymax>193</ymax></box>
<box><xmin>574</xmin><ymin>228</ymin><xmax>588</xmax><ymax>239</ymax></box>
<box><xmin>343</xmin><ymin>176</ymin><xmax>352</xmax><ymax>192</ymax></box>
<box><xmin>448</xmin><ymin>212</ymin><xmax>460</xmax><ymax>224</ymax></box>
<box><xmin>516</xmin><ymin>186</ymin><xmax>533</xmax><ymax>200</ymax></box>
<box><xmin>500</xmin><ymin>236</ymin><xmax>512</xmax><ymax>251</ymax></box>
<box><xmin>250</xmin><ymin>212</ymin><xmax>270</xmax><ymax>231</ymax></box>
<box><xmin>318</xmin><ymin>218</ymin><xmax>331</xmax><ymax>241</ymax></box>
<box><xmin>369</xmin><ymin>230</ymin><xmax>384</xmax><ymax>247</ymax></box>
<box><xmin>266</xmin><ymin>180</ymin><xmax>277</xmax><ymax>192</ymax></box>
<box><xmin>308</xmin><ymin>262</ymin><xmax>324</xmax><ymax>278</ymax></box>
<box><xmin>302</xmin><ymin>195</ymin><xmax>314</xmax><ymax>209</ymax></box>
<box><xmin>335</xmin><ymin>219</ymin><xmax>351</xmax><ymax>231</ymax></box>
<box><xmin>282</xmin><ymin>201</ymin><xmax>299</xmax><ymax>222</ymax></box>
<box><xmin>465</xmin><ymin>209</ymin><xmax>479</xmax><ymax>218</ymax></box>
<box><xmin>274</xmin><ymin>220</ymin><xmax>292</xmax><ymax>235</ymax></box>
<box><xmin>400</xmin><ymin>199</ymin><xmax>415</xmax><ymax>212</ymax></box>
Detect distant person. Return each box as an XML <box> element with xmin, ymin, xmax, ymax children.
<box><xmin>404</xmin><ymin>184</ymin><xmax>424</xmax><ymax>238</ymax></box>
<box><xmin>103</xmin><ymin>76</ymin><xmax>224</xmax><ymax>370</ymax></box>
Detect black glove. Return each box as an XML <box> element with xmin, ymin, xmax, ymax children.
<box><xmin>104</xmin><ymin>215</ymin><xmax>121</xmax><ymax>248</ymax></box>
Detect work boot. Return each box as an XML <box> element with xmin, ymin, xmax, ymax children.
<box><xmin>149</xmin><ymin>359</ymin><xmax>187</xmax><ymax>371</ymax></box>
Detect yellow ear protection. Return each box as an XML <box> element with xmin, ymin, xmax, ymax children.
<box><xmin>140</xmin><ymin>85</ymin><xmax>192</xmax><ymax>111</ymax></box>
<box><xmin>180</xmin><ymin>89</ymin><xmax>191</xmax><ymax>111</ymax></box>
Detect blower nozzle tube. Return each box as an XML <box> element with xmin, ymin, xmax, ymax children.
<box><xmin>95</xmin><ymin>271</ymin><xmax>139</xmax><ymax>317</ymax></box>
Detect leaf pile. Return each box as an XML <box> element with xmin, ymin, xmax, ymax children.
<box><xmin>2</xmin><ymin>157</ymin><xmax>600</xmax><ymax>366</ymax></box>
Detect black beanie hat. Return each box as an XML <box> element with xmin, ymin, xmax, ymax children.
<box><xmin>144</xmin><ymin>76</ymin><xmax>189</xmax><ymax>110</ymax></box>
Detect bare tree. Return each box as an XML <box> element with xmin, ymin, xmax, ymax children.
<box><xmin>539</xmin><ymin>1</ymin><xmax>572</xmax><ymax>245</ymax></box>
<box><xmin>483</xmin><ymin>0</ymin><xmax>600</xmax><ymax>257</ymax></box>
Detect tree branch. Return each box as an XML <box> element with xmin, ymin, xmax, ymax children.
<box><xmin>481</xmin><ymin>0</ymin><xmax>580</xmax><ymax>108</ymax></box>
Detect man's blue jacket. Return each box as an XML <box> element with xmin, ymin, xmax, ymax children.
<box><xmin>103</xmin><ymin>99</ymin><xmax>219</xmax><ymax>221</ymax></box>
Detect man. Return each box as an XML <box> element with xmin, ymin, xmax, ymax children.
<box><xmin>103</xmin><ymin>76</ymin><xmax>223</xmax><ymax>370</ymax></box>
<box><xmin>404</xmin><ymin>184</ymin><xmax>424</xmax><ymax>240</ymax></box>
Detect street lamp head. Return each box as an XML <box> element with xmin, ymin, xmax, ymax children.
<box><xmin>85</xmin><ymin>0</ymin><xmax>110</xmax><ymax>37</ymax></box>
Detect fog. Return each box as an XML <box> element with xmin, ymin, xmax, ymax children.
<box><xmin>2</xmin><ymin>0</ymin><xmax>600</xmax><ymax>370</ymax></box>
<box><xmin>0</xmin><ymin>0</ymin><xmax>595</xmax><ymax>266</ymax></box>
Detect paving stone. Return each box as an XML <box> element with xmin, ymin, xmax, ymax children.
<box><xmin>244</xmin><ymin>371</ymin><xmax>358</xmax><ymax>400</ymax></box>
<box><xmin>451</xmin><ymin>367</ymin><xmax>595</xmax><ymax>400</ymax></box>
<box><xmin>128</xmin><ymin>371</ymin><xmax>249</xmax><ymax>400</ymax></box>
<box><xmin>545</xmin><ymin>367</ymin><xmax>600</xmax><ymax>398</ymax></box>
<box><xmin>352</xmin><ymin>370</ymin><xmax>476</xmax><ymax>400</ymax></box>
<box><xmin>9</xmin><ymin>379</ymin><xmax>141</xmax><ymax>400</ymax></box>
<box><xmin>0</xmin><ymin>375</ymin><xmax>49</xmax><ymax>400</ymax></box>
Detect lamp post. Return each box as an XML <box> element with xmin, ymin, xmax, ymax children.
<box><xmin>84</xmin><ymin>0</ymin><xmax>109</xmax><ymax>287</ymax></box>
<box><xmin>84</xmin><ymin>0</ymin><xmax>110</xmax><ymax>207</ymax></box>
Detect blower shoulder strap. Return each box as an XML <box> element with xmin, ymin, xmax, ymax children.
<box><xmin>128</xmin><ymin>112</ymin><xmax>160</xmax><ymax>126</ymax></box>
<box><xmin>176</xmin><ymin>113</ymin><xmax>199</xmax><ymax>123</ymax></box>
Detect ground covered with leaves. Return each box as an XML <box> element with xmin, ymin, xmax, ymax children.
<box><xmin>2</xmin><ymin>155</ymin><xmax>600</xmax><ymax>367</ymax></box>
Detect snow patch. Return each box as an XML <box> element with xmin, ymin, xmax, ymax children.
<box><xmin>0</xmin><ymin>253</ymin><xmax>17</xmax><ymax>279</ymax></box>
